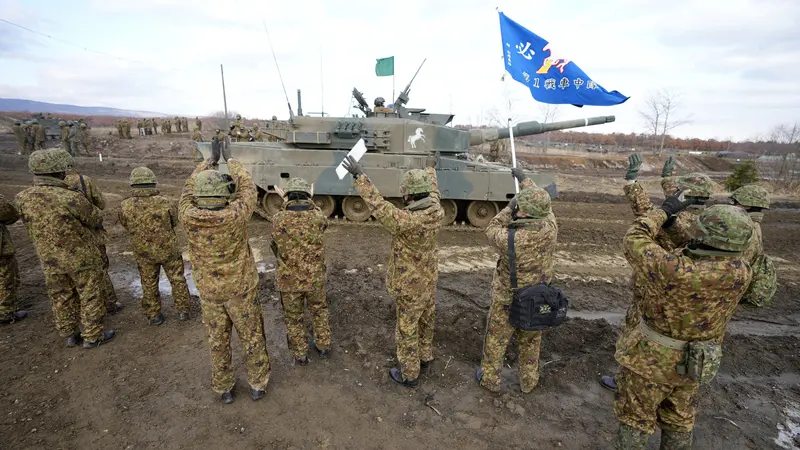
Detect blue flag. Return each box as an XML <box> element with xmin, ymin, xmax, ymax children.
<box><xmin>499</xmin><ymin>12</ymin><xmax>628</xmax><ymax>107</ymax></box>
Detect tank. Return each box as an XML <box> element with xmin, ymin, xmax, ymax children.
<box><xmin>29</xmin><ymin>113</ymin><xmax>65</xmax><ymax>140</ymax></box>
<box><xmin>196</xmin><ymin>74</ymin><xmax>616</xmax><ymax>227</ymax></box>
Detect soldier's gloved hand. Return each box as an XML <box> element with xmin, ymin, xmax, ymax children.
<box><xmin>661</xmin><ymin>155</ymin><xmax>675</xmax><ymax>178</ymax></box>
<box><xmin>508</xmin><ymin>196</ymin><xmax>518</xmax><ymax>212</ymax></box>
<box><xmin>511</xmin><ymin>167</ymin><xmax>527</xmax><ymax>183</ymax></box>
<box><xmin>342</xmin><ymin>155</ymin><xmax>364</xmax><ymax>179</ymax></box>
<box><xmin>425</xmin><ymin>151</ymin><xmax>440</xmax><ymax>169</ymax></box>
<box><xmin>625</xmin><ymin>153</ymin><xmax>643</xmax><ymax>180</ymax></box>
<box><xmin>221</xmin><ymin>144</ymin><xmax>233</xmax><ymax>162</ymax></box>
<box><xmin>660</xmin><ymin>190</ymin><xmax>694</xmax><ymax>226</ymax></box>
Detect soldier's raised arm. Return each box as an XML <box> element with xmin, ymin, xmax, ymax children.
<box><xmin>342</xmin><ymin>156</ymin><xmax>416</xmax><ymax>235</ymax></box>
<box><xmin>226</xmin><ymin>159</ymin><xmax>257</xmax><ymax>219</ymax></box>
<box><xmin>623</xmin><ymin>194</ymin><xmax>692</xmax><ymax>279</ymax></box>
<box><xmin>485</xmin><ymin>204</ymin><xmax>513</xmax><ymax>249</ymax></box>
<box><xmin>0</xmin><ymin>195</ymin><xmax>20</xmax><ymax>225</ymax></box>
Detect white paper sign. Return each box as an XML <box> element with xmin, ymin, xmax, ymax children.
<box><xmin>336</xmin><ymin>138</ymin><xmax>368</xmax><ymax>180</ymax></box>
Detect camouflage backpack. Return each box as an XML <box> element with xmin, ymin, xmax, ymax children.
<box><xmin>740</xmin><ymin>254</ymin><xmax>778</xmax><ymax>307</ymax></box>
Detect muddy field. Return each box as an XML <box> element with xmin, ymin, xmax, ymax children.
<box><xmin>1</xmin><ymin>132</ymin><xmax>799</xmax><ymax>449</ymax></box>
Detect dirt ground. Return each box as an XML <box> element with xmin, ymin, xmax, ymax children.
<box><xmin>1</xmin><ymin>130</ymin><xmax>799</xmax><ymax>450</ymax></box>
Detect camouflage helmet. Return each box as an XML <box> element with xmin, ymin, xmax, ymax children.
<box><xmin>284</xmin><ymin>177</ymin><xmax>311</xmax><ymax>195</ymax></box>
<box><xmin>67</xmin><ymin>120</ymin><xmax>74</xmax><ymax>125</ymax></box>
<box><xmin>694</xmin><ymin>204</ymin><xmax>753</xmax><ymax>252</ymax></box>
<box><xmin>271</xmin><ymin>115</ymin><xmax>277</xmax><ymax>120</ymax></box>
<box><xmin>130</xmin><ymin>166</ymin><xmax>157</xmax><ymax>186</ymax></box>
<box><xmin>80</xmin><ymin>122</ymin><xmax>87</xmax><ymax>128</ymax></box>
<box><xmin>731</xmin><ymin>184</ymin><xmax>770</xmax><ymax>209</ymax></box>
<box><xmin>516</xmin><ymin>187</ymin><xmax>551</xmax><ymax>219</ymax></box>
<box><xmin>58</xmin><ymin>120</ymin><xmax>66</xmax><ymax>126</ymax></box>
<box><xmin>28</xmin><ymin>149</ymin><xmax>71</xmax><ymax>174</ymax></box>
<box><xmin>195</xmin><ymin>170</ymin><xmax>233</xmax><ymax>198</ymax></box>
<box><xmin>676</xmin><ymin>173</ymin><xmax>713</xmax><ymax>198</ymax></box>
<box><xmin>236</xmin><ymin>114</ymin><xmax>242</xmax><ymax>120</ymax></box>
<box><xmin>400</xmin><ymin>169</ymin><xmax>434</xmax><ymax>196</ymax></box>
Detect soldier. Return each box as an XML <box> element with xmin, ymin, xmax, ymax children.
<box><xmin>613</xmin><ymin>200</ymin><xmax>754</xmax><ymax>449</ymax></box>
<box><xmin>373</xmin><ymin>97</ymin><xmax>392</xmax><ymax>113</ymax></box>
<box><xmin>68</xmin><ymin>122</ymin><xmax>79</xmax><ymax>155</ymax></box>
<box><xmin>179</xmin><ymin>145</ymin><xmax>271</xmax><ymax>404</ymax></box>
<box><xmin>12</xmin><ymin>121</ymin><xmax>25</xmax><ymax>154</ymax></box>
<box><xmin>252</xmin><ymin>124</ymin><xmax>264</xmax><ymax>142</ymax></box>
<box><xmin>0</xmin><ymin>194</ymin><xmax>28</xmax><ymax>324</ymax></box>
<box><xmin>119</xmin><ymin>167</ymin><xmax>191</xmax><ymax>324</ymax></box>
<box><xmin>78</xmin><ymin>122</ymin><xmax>91</xmax><ymax>155</ymax></box>
<box><xmin>152</xmin><ymin>118</ymin><xmax>158</xmax><ymax>135</ymax></box>
<box><xmin>174</xmin><ymin>116</ymin><xmax>181</xmax><ymax>133</ymax></box>
<box><xmin>65</xmin><ymin>159</ymin><xmax>123</xmax><ymax>315</ymax></box>
<box><xmin>60</xmin><ymin>121</ymin><xmax>70</xmax><ymax>149</ymax></box>
<box><xmin>124</xmin><ymin>119</ymin><xmax>132</xmax><ymax>139</ymax></box>
<box><xmin>16</xmin><ymin>149</ymin><xmax>116</xmax><ymax>348</ymax></box>
<box><xmin>234</xmin><ymin>113</ymin><xmax>243</xmax><ymax>132</ymax></box>
<box><xmin>165</xmin><ymin>118</ymin><xmax>172</xmax><ymax>134</ymax></box>
<box><xmin>195</xmin><ymin>116</ymin><xmax>202</xmax><ymax>131</ymax></box>
<box><xmin>476</xmin><ymin>167</ymin><xmax>557</xmax><ymax>393</ymax></box>
<box><xmin>192</xmin><ymin>128</ymin><xmax>203</xmax><ymax>142</ymax></box>
<box><xmin>731</xmin><ymin>184</ymin><xmax>777</xmax><ymax>307</ymax></box>
<box><xmin>270</xmin><ymin>178</ymin><xmax>331</xmax><ymax>365</ymax></box>
<box><xmin>341</xmin><ymin>153</ymin><xmax>444</xmax><ymax>388</ymax></box>
<box><xmin>182</xmin><ymin>117</ymin><xmax>189</xmax><ymax>133</ymax></box>
<box><xmin>137</xmin><ymin>119</ymin><xmax>143</xmax><ymax>136</ymax></box>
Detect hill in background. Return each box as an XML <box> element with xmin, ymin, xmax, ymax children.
<box><xmin>0</xmin><ymin>98</ymin><xmax>167</xmax><ymax>118</ymax></box>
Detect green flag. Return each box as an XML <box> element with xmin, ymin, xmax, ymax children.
<box><xmin>375</xmin><ymin>56</ymin><xmax>394</xmax><ymax>76</ymax></box>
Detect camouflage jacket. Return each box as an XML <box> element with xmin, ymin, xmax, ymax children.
<box><xmin>623</xmin><ymin>180</ymin><xmax>695</xmax><ymax>249</ymax></box>
<box><xmin>179</xmin><ymin>159</ymin><xmax>258</xmax><ymax>304</ymax></box>
<box><xmin>15</xmin><ymin>177</ymin><xmax>104</xmax><ymax>275</ymax></box>
<box><xmin>616</xmin><ymin>209</ymin><xmax>752</xmax><ymax>385</ymax></box>
<box><xmin>119</xmin><ymin>189</ymin><xmax>181</xmax><ymax>263</ymax></box>
<box><xmin>60</xmin><ymin>125</ymin><xmax>69</xmax><ymax>142</ymax></box>
<box><xmin>741</xmin><ymin>221</ymin><xmax>763</xmax><ymax>264</ymax></box>
<box><xmin>12</xmin><ymin>125</ymin><xmax>23</xmax><ymax>142</ymax></box>
<box><xmin>271</xmin><ymin>199</ymin><xmax>328</xmax><ymax>292</ymax></box>
<box><xmin>34</xmin><ymin>125</ymin><xmax>46</xmax><ymax>143</ymax></box>
<box><xmin>486</xmin><ymin>178</ymin><xmax>557</xmax><ymax>292</ymax></box>
<box><xmin>0</xmin><ymin>194</ymin><xmax>20</xmax><ymax>256</ymax></box>
<box><xmin>354</xmin><ymin>167</ymin><xmax>444</xmax><ymax>298</ymax></box>
<box><xmin>65</xmin><ymin>172</ymin><xmax>107</xmax><ymax>245</ymax></box>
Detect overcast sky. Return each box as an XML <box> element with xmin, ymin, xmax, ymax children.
<box><xmin>1</xmin><ymin>0</ymin><xmax>798</xmax><ymax>141</ymax></box>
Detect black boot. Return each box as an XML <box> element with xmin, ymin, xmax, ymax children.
<box><xmin>65</xmin><ymin>332</ymin><xmax>83</xmax><ymax>348</ymax></box>
<box><xmin>220</xmin><ymin>391</ymin><xmax>234</xmax><ymax>404</ymax></box>
<box><xmin>600</xmin><ymin>375</ymin><xmax>618</xmax><ymax>392</ymax></box>
<box><xmin>420</xmin><ymin>359</ymin><xmax>433</xmax><ymax>373</ymax></box>
<box><xmin>250</xmin><ymin>388</ymin><xmax>266</xmax><ymax>401</ymax></box>
<box><xmin>149</xmin><ymin>313</ymin><xmax>165</xmax><ymax>326</ymax></box>
<box><xmin>295</xmin><ymin>355</ymin><xmax>309</xmax><ymax>366</ymax></box>
<box><xmin>389</xmin><ymin>367</ymin><xmax>419</xmax><ymax>388</ymax></box>
<box><xmin>83</xmin><ymin>330</ymin><xmax>116</xmax><ymax>348</ymax></box>
<box><xmin>0</xmin><ymin>310</ymin><xmax>28</xmax><ymax>324</ymax></box>
<box><xmin>107</xmin><ymin>302</ymin><xmax>123</xmax><ymax>315</ymax></box>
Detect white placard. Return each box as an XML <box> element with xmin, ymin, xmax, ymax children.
<box><xmin>336</xmin><ymin>138</ymin><xmax>368</xmax><ymax>180</ymax></box>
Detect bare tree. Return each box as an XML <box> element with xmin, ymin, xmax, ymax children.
<box><xmin>539</xmin><ymin>103</ymin><xmax>560</xmax><ymax>152</ymax></box>
<box><xmin>639</xmin><ymin>89</ymin><xmax>692</xmax><ymax>154</ymax></box>
<box><xmin>769</xmin><ymin>122</ymin><xmax>800</xmax><ymax>186</ymax></box>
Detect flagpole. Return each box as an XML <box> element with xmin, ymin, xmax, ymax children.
<box><xmin>508</xmin><ymin>117</ymin><xmax>519</xmax><ymax>193</ymax></box>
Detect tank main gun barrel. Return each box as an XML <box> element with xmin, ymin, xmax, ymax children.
<box><xmin>469</xmin><ymin>115</ymin><xmax>616</xmax><ymax>146</ymax></box>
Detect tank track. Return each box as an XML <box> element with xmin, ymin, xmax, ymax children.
<box><xmin>254</xmin><ymin>205</ymin><xmax>483</xmax><ymax>232</ymax></box>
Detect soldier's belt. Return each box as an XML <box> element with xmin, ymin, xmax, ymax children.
<box><xmin>639</xmin><ymin>321</ymin><xmax>688</xmax><ymax>350</ymax></box>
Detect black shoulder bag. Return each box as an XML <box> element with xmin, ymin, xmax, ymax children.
<box><xmin>507</xmin><ymin>226</ymin><xmax>568</xmax><ymax>331</ymax></box>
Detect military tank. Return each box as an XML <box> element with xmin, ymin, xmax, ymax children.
<box><xmin>196</xmin><ymin>76</ymin><xmax>615</xmax><ymax>227</ymax></box>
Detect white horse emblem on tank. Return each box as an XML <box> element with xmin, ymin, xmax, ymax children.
<box><xmin>407</xmin><ymin>128</ymin><xmax>426</xmax><ymax>149</ymax></box>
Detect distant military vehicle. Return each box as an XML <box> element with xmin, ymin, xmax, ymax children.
<box><xmin>29</xmin><ymin>113</ymin><xmax>64</xmax><ymax>140</ymax></box>
<box><xmin>196</xmin><ymin>71</ymin><xmax>615</xmax><ymax>227</ymax></box>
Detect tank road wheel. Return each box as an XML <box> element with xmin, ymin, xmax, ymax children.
<box><xmin>440</xmin><ymin>199</ymin><xmax>458</xmax><ymax>226</ymax></box>
<box><xmin>312</xmin><ymin>195</ymin><xmax>336</xmax><ymax>218</ymax></box>
<box><xmin>342</xmin><ymin>196</ymin><xmax>371</xmax><ymax>222</ymax></box>
<box><xmin>466</xmin><ymin>200</ymin><xmax>498</xmax><ymax>228</ymax></box>
<box><xmin>262</xmin><ymin>192</ymin><xmax>284</xmax><ymax>220</ymax></box>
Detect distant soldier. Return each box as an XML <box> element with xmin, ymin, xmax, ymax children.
<box><xmin>78</xmin><ymin>122</ymin><xmax>91</xmax><ymax>154</ymax></box>
<box><xmin>488</xmin><ymin>140</ymin><xmax>505</xmax><ymax>162</ymax></box>
<box><xmin>195</xmin><ymin>116</ymin><xmax>202</xmax><ymax>131</ymax></box>
<box><xmin>137</xmin><ymin>119</ymin><xmax>144</xmax><ymax>136</ymax></box>
<box><xmin>192</xmin><ymin>128</ymin><xmax>203</xmax><ymax>142</ymax></box>
<box><xmin>373</xmin><ymin>97</ymin><xmax>392</xmax><ymax>113</ymax></box>
<box><xmin>60</xmin><ymin>121</ymin><xmax>70</xmax><ymax>148</ymax></box>
<box><xmin>165</xmin><ymin>119</ymin><xmax>172</xmax><ymax>134</ymax></box>
<box><xmin>22</xmin><ymin>122</ymin><xmax>35</xmax><ymax>154</ymax></box>
<box><xmin>613</xmin><ymin>201</ymin><xmax>754</xmax><ymax>449</ymax></box>
<box><xmin>174</xmin><ymin>116</ymin><xmax>181</xmax><ymax>133</ymax></box>
<box><xmin>16</xmin><ymin>149</ymin><xmax>115</xmax><ymax>348</ymax></box>
<box><xmin>119</xmin><ymin>167</ymin><xmax>191</xmax><ymax>324</ymax></box>
<box><xmin>731</xmin><ymin>184</ymin><xmax>777</xmax><ymax>307</ymax></box>
<box><xmin>476</xmin><ymin>167</ymin><xmax>558</xmax><ymax>394</ymax></box>
<box><xmin>252</xmin><ymin>124</ymin><xmax>264</xmax><ymax>142</ymax></box>
<box><xmin>152</xmin><ymin>118</ymin><xmax>158</xmax><ymax>135</ymax></box>
<box><xmin>0</xmin><ymin>194</ymin><xmax>28</xmax><ymax>325</ymax></box>
<box><xmin>182</xmin><ymin>117</ymin><xmax>189</xmax><ymax>133</ymax></box>
<box><xmin>271</xmin><ymin>178</ymin><xmax>331</xmax><ymax>365</ymax></box>
<box><xmin>68</xmin><ymin>122</ymin><xmax>79</xmax><ymax>155</ymax></box>
<box><xmin>35</xmin><ymin>120</ymin><xmax>46</xmax><ymax>150</ymax></box>
<box><xmin>179</xmin><ymin>146</ymin><xmax>271</xmax><ymax>404</ymax></box>
<box><xmin>234</xmin><ymin>114</ymin><xmax>243</xmax><ymax>132</ymax></box>
<box><xmin>12</xmin><ymin>121</ymin><xmax>25</xmax><ymax>153</ymax></box>
<box><xmin>65</xmin><ymin>158</ymin><xmax>123</xmax><ymax>315</ymax></box>
<box><xmin>124</xmin><ymin>119</ymin><xmax>132</xmax><ymax>139</ymax></box>
<box><xmin>341</xmin><ymin>153</ymin><xmax>444</xmax><ymax>388</ymax></box>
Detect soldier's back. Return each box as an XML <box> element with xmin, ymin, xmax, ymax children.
<box><xmin>120</xmin><ymin>193</ymin><xmax>179</xmax><ymax>262</ymax></box>
<box><xmin>272</xmin><ymin>205</ymin><xmax>327</xmax><ymax>291</ymax></box>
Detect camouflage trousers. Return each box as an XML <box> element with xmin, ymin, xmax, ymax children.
<box><xmin>44</xmin><ymin>269</ymin><xmax>106</xmax><ymax>341</ymax></box>
<box><xmin>98</xmin><ymin>247</ymin><xmax>119</xmax><ymax>313</ymax></box>
<box><xmin>280</xmin><ymin>288</ymin><xmax>331</xmax><ymax>359</ymax></box>
<box><xmin>136</xmin><ymin>255</ymin><xmax>191</xmax><ymax>319</ymax></box>
<box><xmin>0</xmin><ymin>255</ymin><xmax>20</xmax><ymax>320</ymax></box>
<box><xmin>200</xmin><ymin>291</ymin><xmax>271</xmax><ymax>394</ymax></box>
<box><xmin>614</xmin><ymin>367</ymin><xmax>700</xmax><ymax>434</ymax></box>
<box><xmin>480</xmin><ymin>281</ymin><xmax>542</xmax><ymax>393</ymax></box>
<box><xmin>395</xmin><ymin>290</ymin><xmax>436</xmax><ymax>380</ymax></box>
<box><xmin>61</xmin><ymin>139</ymin><xmax>71</xmax><ymax>153</ymax></box>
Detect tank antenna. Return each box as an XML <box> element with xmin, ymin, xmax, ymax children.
<box><xmin>262</xmin><ymin>18</ymin><xmax>294</xmax><ymax>119</ymax></box>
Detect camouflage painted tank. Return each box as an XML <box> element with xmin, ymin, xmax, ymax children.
<box><xmin>28</xmin><ymin>113</ymin><xmax>65</xmax><ymax>140</ymax></box>
<box><xmin>196</xmin><ymin>86</ymin><xmax>615</xmax><ymax>227</ymax></box>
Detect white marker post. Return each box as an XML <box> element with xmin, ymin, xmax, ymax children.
<box><xmin>99</xmin><ymin>153</ymin><xmax>103</xmax><ymax>162</ymax></box>
<box><xmin>508</xmin><ymin>118</ymin><xmax>519</xmax><ymax>193</ymax></box>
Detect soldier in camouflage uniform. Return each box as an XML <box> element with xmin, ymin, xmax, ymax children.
<box><xmin>64</xmin><ymin>159</ymin><xmax>123</xmax><ymax>315</ymax></box>
<box><xmin>252</xmin><ymin>124</ymin><xmax>264</xmax><ymax>142</ymax></box>
<box><xmin>16</xmin><ymin>149</ymin><xmax>116</xmax><ymax>348</ymax></box>
<box><xmin>192</xmin><ymin>128</ymin><xmax>203</xmax><ymax>142</ymax></box>
<box><xmin>270</xmin><ymin>178</ymin><xmax>331</xmax><ymax>365</ymax></box>
<box><xmin>124</xmin><ymin>119</ymin><xmax>132</xmax><ymax>139</ymax></box>
<box><xmin>32</xmin><ymin>120</ymin><xmax>46</xmax><ymax>150</ymax></box>
<box><xmin>173</xmin><ymin>116</ymin><xmax>181</xmax><ymax>133</ymax></box>
<box><xmin>0</xmin><ymin>195</ymin><xmax>28</xmax><ymax>324</ymax></box>
<box><xmin>68</xmin><ymin>122</ymin><xmax>79</xmax><ymax>155</ymax></box>
<box><xmin>78</xmin><ymin>122</ymin><xmax>91</xmax><ymax>154</ymax></box>
<box><xmin>182</xmin><ymin>117</ymin><xmax>189</xmax><ymax>133</ymax></box>
<box><xmin>731</xmin><ymin>185</ymin><xmax>777</xmax><ymax>307</ymax></box>
<box><xmin>151</xmin><ymin>118</ymin><xmax>158</xmax><ymax>135</ymax></box>
<box><xmin>12</xmin><ymin>121</ymin><xmax>25</xmax><ymax>154</ymax></box>
<box><xmin>476</xmin><ymin>167</ymin><xmax>557</xmax><ymax>393</ymax></box>
<box><xmin>179</xmin><ymin>147</ymin><xmax>271</xmax><ymax>404</ymax></box>
<box><xmin>195</xmin><ymin>116</ymin><xmax>202</xmax><ymax>131</ymax></box>
<box><xmin>165</xmin><ymin>119</ymin><xmax>172</xmax><ymax>134</ymax></box>
<box><xmin>21</xmin><ymin>122</ymin><xmax>33</xmax><ymax>154</ymax></box>
<box><xmin>60</xmin><ymin>121</ymin><xmax>70</xmax><ymax>149</ymax></box>
<box><xmin>342</xmin><ymin>153</ymin><xmax>444</xmax><ymax>388</ymax></box>
<box><xmin>614</xmin><ymin>201</ymin><xmax>754</xmax><ymax>450</ymax></box>
<box><xmin>120</xmin><ymin>167</ymin><xmax>191</xmax><ymax>324</ymax></box>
